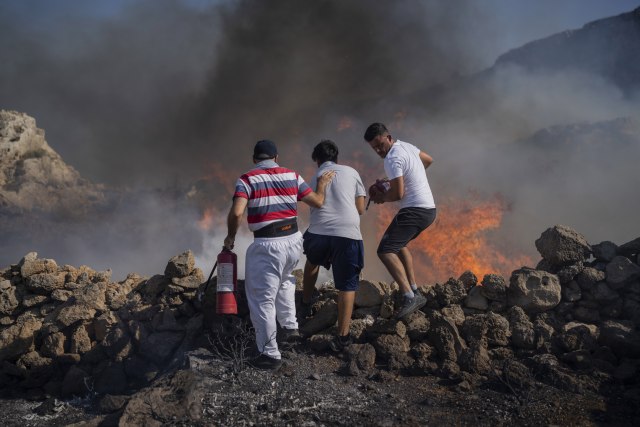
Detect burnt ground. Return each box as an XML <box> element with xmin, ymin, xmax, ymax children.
<box><xmin>1</xmin><ymin>340</ymin><xmax>639</xmax><ymax>427</ymax></box>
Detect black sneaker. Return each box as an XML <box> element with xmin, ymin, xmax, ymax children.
<box><xmin>249</xmin><ymin>354</ymin><xmax>283</xmax><ymax>371</ymax></box>
<box><xmin>395</xmin><ymin>292</ymin><xmax>427</xmax><ymax>319</ymax></box>
<box><xmin>329</xmin><ymin>334</ymin><xmax>353</xmax><ymax>352</ymax></box>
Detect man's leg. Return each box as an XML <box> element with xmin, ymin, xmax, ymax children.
<box><xmin>378</xmin><ymin>251</ymin><xmax>411</xmax><ymax>294</ymax></box>
<box><xmin>398</xmin><ymin>247</ymin><xmax>416</xmax><ymax>288</ymax></box>
<box><xmin>302</xmin><ymin>260</ymin><xmax>319</xmax><ymax>304</ymax></box>
<box><xmin>275</xmin><ymin>233</ymin><xmax>302</xmax><ymax>331</ymax></box>
<box><xmin>245</xmin><ymin>241</ymin><xmax>281</xmax><ymax>359</ymax></box>
<box><xmin>337</xmin><ymin>290</ymin><xmax>355</xmax><ymax>336</ymax></box>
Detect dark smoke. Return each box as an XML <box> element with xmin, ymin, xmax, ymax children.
<box><xmin>1</xmin><ymin>0</ymin><xmax>639</xmax><ymax>280</ymax></box>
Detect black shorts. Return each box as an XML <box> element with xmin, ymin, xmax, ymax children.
<box><xmin>303</xmin><ymin>231</ymin><xmax>364</xmax><ymax>292</ymax></box>
<box><xmin>377</xmin><ymin>207</ymin><xmax>436</xmax><ymax>254</ymax></box>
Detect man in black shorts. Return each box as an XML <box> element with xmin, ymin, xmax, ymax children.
<box><xmin>365</xmin><ymin>123</ymin><xmax>437</xmax><ymax>319</ymax></box>
<box><xmin>302</xmin><ymin>140</ymin><xmax>366</xmax><ymax>351</ymax></box>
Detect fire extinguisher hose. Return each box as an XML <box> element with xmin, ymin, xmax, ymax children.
<box><xmin>197</xmin><ymin>260</ymin><xmax>218</xmax><ymax>302</ymax></box>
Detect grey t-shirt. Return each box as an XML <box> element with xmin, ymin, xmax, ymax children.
<box><xmin>308</xmin><ymin>162</ymin><xmax>366</xmax><ymax>240</ymax></box>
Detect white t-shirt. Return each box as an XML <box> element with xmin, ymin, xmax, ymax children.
<box><xmin>384</xmin><ymin>140</ymin><xmax>436</xmax><ymax>210</ymax></box>
<box><xmin>308</xmin><ymin>162</ymin><xmax>366</xmax><ymax>240</ymax></box>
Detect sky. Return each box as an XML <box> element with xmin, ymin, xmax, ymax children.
<box><xmin>1</xmin><ymin>0</ymin><xmax>639</xmax><ymax>280</ymax></box>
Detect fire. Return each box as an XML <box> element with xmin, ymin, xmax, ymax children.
<box><xmin>376</xmin><ymin>192</ymin><xmax>533</xmax><ymax>284</ymax></box>
<box><xmin>337</xmin><ymin>116</ymin><xmax>353</xmax><ymax>132</ymax></box>
<box><xmin>197</xmin><ymin>207</ymin><xmax>216</xmax><ymax>231</ymax></box>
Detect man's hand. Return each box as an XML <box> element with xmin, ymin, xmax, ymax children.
<box><xmin>223</xmin><ymin>235</ymin><xmax>235</xmax><ymax>250</ymax></box>
<box><xmin>317</xmin><ymin>170</ymin><xmax>336</xmax><ymax>189</ymax></box>
<box><xmin>368</xmin><ymin>179</ymin><xmax>389</xmax><ymax>204</ymax></box>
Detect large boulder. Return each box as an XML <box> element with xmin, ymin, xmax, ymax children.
<box><xmin>507</xmin><ymin>267</ymin><xmax>561</xmax><ymax>313</ymax></box>
<box><xmin>598</xmin><ymin>320</ymin><xmax>640</xmax><ymax>358</ymax></box>
<box><xmin>354</xmin><ymin>280</ymin><xmax>385</xmax><ymax>308</ymax></box>
<box><xmin>606</xmin><ymin>256</ymin><xmax>640</xmax><ymax>289</ymax></box>
<box><xmin>535</xmin><ymin>225</ymin><xmax>591</xmax><ymax>266</ymax></box>
<box><xmin>164</xmin><ymin>251</ymin><xmax>195</xmax><ymax>279</ymax></box>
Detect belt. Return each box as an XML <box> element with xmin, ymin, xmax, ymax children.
<box><xmin>253</xmin><ymin>218</ymin><xmax>298</xmax><ymax>238</ymax></box>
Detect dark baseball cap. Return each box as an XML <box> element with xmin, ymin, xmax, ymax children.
<box><xmin>253</xmin><ymin>139</ymin><xmax>278</xmax><ymax>160</ymax></box>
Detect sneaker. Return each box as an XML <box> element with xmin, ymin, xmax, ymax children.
<box><xmin>249</xmin><ymin>354</ymin><xmax>283</xmax><ymax>371</ymax></box>
<box><xmin>329</xmin><ymin>334</ymin><xmax>353</xmax><ymax>352</ymax></box>
<box><xmin>279</xmin><ymin>328</ymin><xmax>302</xmax><ymax>344</ymax></box>
<box><xmin>395</xmin><ymin>292</ymin><xmax>427</xmax><ymax>319</ymax></box>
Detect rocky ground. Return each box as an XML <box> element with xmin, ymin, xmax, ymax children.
<box><xmin>0</xmin><ymin>341</ymin><xmax>638</xmax><ymax>426</ymax></box>
<box><xmin>1</xmin><ymin>225</ymin><xmax>640</xmax><ymax>426</ymax></box>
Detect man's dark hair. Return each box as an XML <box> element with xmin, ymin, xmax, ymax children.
<box><xmin>364</xmin><ymin>122</ymin><xmax>389</xmax><ymax>142</ymax></box>
<box><xmin>312</xmin><ymin>139</ymin><xmax>339</xmax><ymax>164</ymax></box>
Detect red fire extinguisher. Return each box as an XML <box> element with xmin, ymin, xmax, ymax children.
<box><xmin>203</xmin><ymin>247</ymin><xmax>238</xmax><ymax>315</ymax></box>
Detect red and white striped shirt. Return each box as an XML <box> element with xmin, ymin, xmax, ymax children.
<box><xmin>234</xmin><ymin>161</ymin><xmax>312</xmax><ymax>232</ymax></box>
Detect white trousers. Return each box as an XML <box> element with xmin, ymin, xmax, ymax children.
<box><xmin>245</xmin><ymin>232</ymin><xmax>302</xmax><ymax>359</ymax></box>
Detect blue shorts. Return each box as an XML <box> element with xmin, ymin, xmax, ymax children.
<box><xmin>303</xmin><ymin>231</ymin><xmax>364</xmax><ymax>292</ymax></box>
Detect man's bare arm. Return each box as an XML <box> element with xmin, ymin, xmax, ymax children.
<box><xmin>301</xmin><ymin>170</ymin><xmax>336</xmax><ymax>208</ymax></box>
<box><xmin>224</xmin><ymin>197</ymin><xmax>248</xmax><ymax>250</ymax></box>
<box><xmin>420</xmin><ymin>151</ymin><xmax>433</xmax><ymax>168</ymax></box>
<box><xmin>355</xmin><ymin>196</ymin><xmax>366</xmax><ymax>215</ymax></box>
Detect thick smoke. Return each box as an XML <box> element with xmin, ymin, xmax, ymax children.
<box><xmin>1</xmin><ymin>0</ymin><xmax>639</xmax><ymax>281</ymax></box>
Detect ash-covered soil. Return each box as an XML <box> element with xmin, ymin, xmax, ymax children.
<box><xmin>1</xmin><ymin>342</ymin><xmax>638</xmax><ymax>427</ymax></box>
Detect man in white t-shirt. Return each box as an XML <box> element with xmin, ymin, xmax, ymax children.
<box><xmin>364</xmin><ymin>123</ymin><xmax>437</xmax><ymax>319</ymax></box>
<box><xmin>301</xmin><ymin>140</ymin><xmax>366</xmax><ymax>352</ymax></box>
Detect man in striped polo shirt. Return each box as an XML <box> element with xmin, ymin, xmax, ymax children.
<box><xmin>224</xmin><ymin>139</ymin><xmax>335</xmax><ymax>370</ymax></box>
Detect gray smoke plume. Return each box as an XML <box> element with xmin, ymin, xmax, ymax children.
<box><xmin>1</xmin><ymin>0</ymin><xmax>639</xmax><ymax>281</ymax></box>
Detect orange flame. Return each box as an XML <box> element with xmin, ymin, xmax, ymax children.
<box><xmin>337</xmin><ymin>116</ymin><xmax>353</xmax><ymax>132</ymax></box>
<box><xmin>376</xmin><ymin>192</ymin><xmax>532</xmax><ymax>283</ymax></box>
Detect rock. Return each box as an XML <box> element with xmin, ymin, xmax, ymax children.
<box><xmin>26</xmin><ymin>272</ymin><xmax>65</xmax><ymax>294</ymax></box>
<box><xmin>572</xmin><ymin>305</ymin><xmax>601</xmax><ymax>323</ymax></box>
<box><xmin>73</xmin><ymin>282</ymin><xmax>108</xmax><ymax>311</ymax></box>
<box><xmin>0</xmin><ymin>314</ymin><xmax>42</xmax><ymax>360</ymax></box>
<box><xmin>124</xmin><ymin>354</ymin><xmax>159</xmax><ymax>384</ymax></box>
<box><xmin>464</xmin><ymin>286</ymin><xmax>488</xmax><ymax>310</ymax></box>
<box><xmin>373</xmin><ymin>334</ymin><xmax>410</xmax><ymax>362</ymax></box>
<box><xmin>556</xmin><ymin>263</ymin><xmax>584</xmax><ymax>284</ymax></box>
<box><xmin>99</xmin><ymin>394</ymin><xmax>129</xmax><ymax>413</ymax></box>
<box><xmin>344</xmin><ymin>343</ymin><xmax>377</xmax><ymax>376</ymax></box>
<box><xmin>575</xmin><ymin>267</ymin><xmax>606</xmax><ymax>290</ymax></box>
<box><xmin>426</xmin><ymin>311</ymin><xmax>466</xmax><ymax>361</ymax></box>
<box><xmin>94</xmin><ymin>361</ymin><xmax>127</xmax><ymax>394</ymax></box>
<box><xmin>40</xmin><ymin>332</ymin><xmax>66</xmax><ymax>357</ymax></box>
<box><xmin>562</xmin><ymin>280</ymin><xmax>582</xmax><ymax>302</ymax></box>
<box><xmin>556</xmin><ymin>322</ymin><xmax>599</xmax><ymax>353</ymax></box>
<box><xmin>434</xmin><ymin>278</ymin><xmax>467</xmax><ymax>307</ymax></box>
<box><xmin>140</xmin><ymin>331</ymin><xmax>184</xmax><ymax>365</ymax></box>
<box><xmin>119</xmin><ymin>370</ymin><xmax>203</xmax><ymax>426</ymax></box>
<box><xmin>141</xmin><ymin>275</ymin><xmax>170</xmax><ymax>299</ymax></box>
<box><xmin>598</xmin><ymin>320</ymin><xmax>640</xmax><ymax>358</ymax></box>
<box><xmin>480</xmin><ymin>274</ymin><xmax>507</xmax><ymax>301</ymax></box>
<box><xmin>606</xmin><ymin>256</ymin><xmax>640</xmax><ymax>289</ymax></box>
<box><xmin>507</xmin><ymin>306</ymin><xmax>535</xmax><ymax>349</ymax></box>
<box><xmin>300</xmin><ymin>299</ymin><xmax>338</xmax><ymax>336</ymax></box>
<box><xmin>535</xmin><ymin>225</ymin><xmax>591</xmax><ymax>266</ymax></box>
<box><xmin>405</xmin><ymin>313</ymin><xmax>429</xmax><ymax>341</ymax></box>
<box><xmin>171</xmin><ymin>268</ymin><xmax>204</xmax><ymax>290</ymax></box>
<box><xmin>0</xmin><ymin>285</ymin><xmax>19</xmax><ymax>315</ymax></box>
<box><xmin>613</xmin><ymin>359</ymin><xmax>638</xmax><ymax>383</ymax></box>
<box><xmin>619</xmin><ymin>237</ymin><xmax>640</xmax><ymax>257</ymax></box>
<box><xmin>69</xmin><ymin>323</ymin><xmax>92</xmax><ymax>354</ymax></box>
<box><xmin>458</xmin><ymin>271</ymin><xmax>477</xmax><ymax>290</ymax></box>
<box><xmin>459</xmin><ymin>342</ymin><xmax>491</xmax><ymax>374</ymax></box>
<box><xmin>441</xmin><ymin>304</ymin><xmax>465</xmax><ymax>327</ymax></box>
<box><xmin>591</xmin><ymin>282</ymin><xmax>618</xmax><ymax>302</ymax></box>
<box><xmin>592</xmin><ymin>241</ymin><xmax>618</xmax><ymax>262</ymax></box>
<box><xmin>507</xmin><ymin>267</ymin><xmax>561</xmax><ymax>313</ymax></box>
<box><xmin>61</xmin><ymin>365</ymin><xmax>91</xmax><ymax>397</ymax></box>
<box><xmin>56</xmin><ymin>303</ymin><xmax>97</xmax><ymax>327</ymax></box>
<box><xmin>19</xmin><ymin>256</ymin><xmax>58</xmax><ymax>278</ymax></box>
<box><xmin>354</xmin><ymin>280</ymin><xmax>385</xmax><ymax>308</ymax></box>
<box><xmin>366</xmin><ymin>318</ymin><xmax>407</xmax><ymax>339</ymax></box>
<box><xmin>164</xmin><ymin>251</ymin><xmax>195</xmax><ymax>279</ymax></box>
